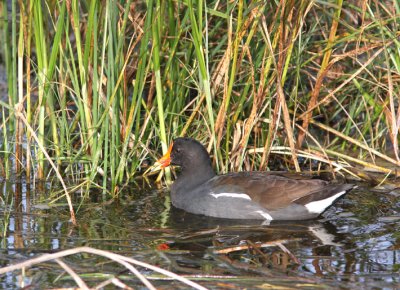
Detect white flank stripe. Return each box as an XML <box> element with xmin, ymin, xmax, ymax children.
<box><xmin>305</xmin><ymin>191</ymin><xmax>346</xmax><ymax>214</ymax></box>
<box><xmin>255</xmin><ymin>210</ymin><xmax>273</xmax><ymax>221</ymax></box>
<box><xmin>210</xmin><ymin>192</ymin><xmax>251</xmax><ymax>200</ymax></box>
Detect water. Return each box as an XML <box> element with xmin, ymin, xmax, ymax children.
<box><xmin>0</xmin><ymin>180</ymin><xmax>399</xmax><ymax>289</ymax></box>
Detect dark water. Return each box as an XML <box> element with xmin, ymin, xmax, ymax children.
<box><xmin>0</xmin><ymin>180</ymin><xmax>399</xmax><ymax>289</ymax></box>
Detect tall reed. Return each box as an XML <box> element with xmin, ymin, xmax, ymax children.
<box><xmin>0</xmin><ymin>0</ymin><xmax>398</xmax><ymax>205</ymax></box>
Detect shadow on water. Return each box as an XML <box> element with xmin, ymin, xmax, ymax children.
<box><xmin>0</xmin><ymin>179</ymin><xmax>399</xmax><ymax>289</ymax></box>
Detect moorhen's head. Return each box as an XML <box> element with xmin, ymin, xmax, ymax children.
<box><xmin>157</xmin><ymin>137</ymin><xmax>212</xmax><ymax>170</ymax></box>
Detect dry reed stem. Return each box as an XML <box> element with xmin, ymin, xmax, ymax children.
<box><xmin>317</xmin><ymin>147</ymin><xmax>397</xmax><ymax>176</ymax></box>
<box><xmin>246</xmin><ymin>240</ymin><xmax>271</xmax><ymax>262</ymax></box>
<box><xmin>249</xmin><ymin>145</ymin><xmax>358</xmax><ymax>178</ymax></box>
<box><xmin>260</xmin><ymin>92</ymin><xmax>281</xmax><ymax>170</ymax></box>
<box><xmin>298</xmin><ymin>0</ymin><xmax>342</xmax><ymax>146</ymax></box>
<box><xmin>14</xmin><ymin>106</ymin><xmax>77</xmax><ymax>225</ymax></box>
<box><xmin>276</xmin><ymin>1</ymin><xmax>302</xmax><ymax>171</ymax></box>
<box><xmin>213</xmin><ymin>239</ymin><xmax>300</xmax><ymax>254</ymax></box>
<box><xmin>254</xmin><ymin>143</ymin><xmax>397</xmax><ymax>178</ymax></box>
<box><xmin>236</xmin><ymin>45</ymin><xmax>258</xmax><ymax>167</ymax></box>
<box><xmin>275</xmin><ymin>242</ymin><xmax>301</xmax><ymax>264</ymax></box>
<box><xmin>180</xmin><ymin>93</ymin><xmax>207</xmax><ymax>137</ymax></box>
<box><xmin>374</xmin><ymin>1</ymin><xmax>400</xmax><ymax>162</ymax></box>
<box><xmin>309</xmin><ymin>118</ymin><xmax>400</xmax><ymax>167</ymax></box>
<box><xmin>94</xmin><ymin>277</ymin><xmax>135</xmax><ymax>290</ymax></box>
<box><xmin>261</xmin><ymin>14</ymin><xmax>300</xmax><ymax>172</ymax></box>
<box><xmin>0</xmin><ymin>246</ymin><xmax>207</xmax><ymax>290</ymax></box>
<box><xmin>295</xmin><ymin>124</ymin><xmax>334</xmax><ymax>174</ymax></box>
<box><xmin>297</xmin><ymin>45</ymin><xmax>385</xmax><ymax>120</ymax></box>
<box><xmin>55</xmin><ymin>258</ymin><xmax>89</xmax><ymax>290</ymax></box>
<box><xmin>214</xmin><ymin>1</ymin><xmax>260</xmax><ymax>149</ymax></box>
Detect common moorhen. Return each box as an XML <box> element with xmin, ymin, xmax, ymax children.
<box><xmin>155</xmin><ymin>137</ymin><xmax>354</xmax><ymax>221</ymax></box>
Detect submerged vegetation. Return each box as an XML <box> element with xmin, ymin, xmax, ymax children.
<box><xmin>0</xmin><ymin>0</ymin><xmax>399</xmax><ymax>197</ymax></box>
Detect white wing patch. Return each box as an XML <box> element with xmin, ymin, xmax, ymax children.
<box><xmin>305</xmin><ymin>191</ymin><xmax>346</xmax><ymax>214</ymax></box>
<box><xmin>255</xmin><ymin>210</ymin><xmax>273</xmax><ymax>220</ymax></box>
<box><xmin>210</xmin><ymin>192</ymin><xmax>251</xmax><ymax>200</ymax></box>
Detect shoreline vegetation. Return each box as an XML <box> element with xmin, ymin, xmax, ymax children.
<box><xmin>0</xmin><ymin>1</ymin><xmax>399</xmax><ymax>201</ymax></box>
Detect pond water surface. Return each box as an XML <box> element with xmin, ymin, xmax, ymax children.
<box><xmin>0</xmin><ymin>180</ymin><xmax>399</xmax><ymax>289</ymax></box>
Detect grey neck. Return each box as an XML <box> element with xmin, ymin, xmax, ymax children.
<box><xmin>172</xmin><ymin>162</ymin><xmax>216</xmax><ymax>194</ymax></box>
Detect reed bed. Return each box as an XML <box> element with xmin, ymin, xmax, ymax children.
<box><xmin>0</xmin><ymin>0</ymin><xmax>399</xmax><ymax>197</ymax></box>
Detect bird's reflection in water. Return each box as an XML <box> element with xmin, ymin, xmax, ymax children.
<box><xmin>165</xmin><ymin>207</ymin><xmax>347</xmax><ymax>275</ymax></box>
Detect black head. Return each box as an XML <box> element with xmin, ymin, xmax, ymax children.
<box><xmin>170</xmin><ymin>137</ymin><xmax>212</xmax><ymax>169</ymax></box>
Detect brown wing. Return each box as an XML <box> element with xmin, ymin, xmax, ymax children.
<box><xmin>209</xmin><ymin>172</ymin><xmax>330</xmax><ymax>210</ymax></box>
